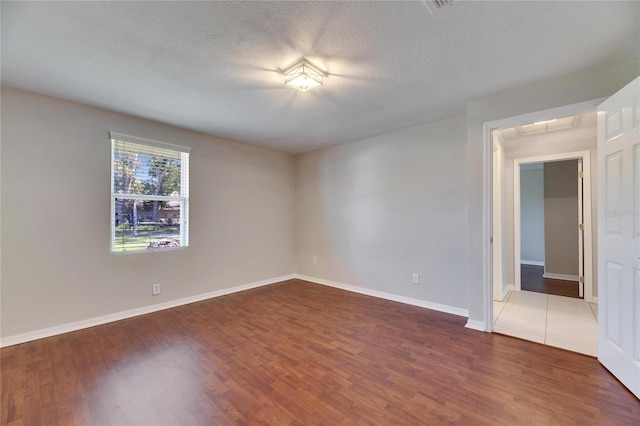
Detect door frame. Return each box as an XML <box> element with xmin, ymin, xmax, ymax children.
<box><xmin>513</xmin><ymin>151</ymin><xmax>593</xmax><ymax>302</ymax></box>
<box><xmin>482</xmin><ymin>98</ymin><xmax>604</xmax><ymax>331</ymax></box>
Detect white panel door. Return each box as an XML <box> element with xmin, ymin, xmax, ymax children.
<box><xmin>598</xmin><ymin>76</ymin><xmax>640</xmax><ymax>399</ymax></box>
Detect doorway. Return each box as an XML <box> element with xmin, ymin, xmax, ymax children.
<box><xmin>512</xmin><ymin>150</ymin><xmax>593</xmax><ymax>302</ymax></box>
<box><xmin>489</xmin><ymin>106</ymin><xmax>598</xmax><ymax>356</ymax></box>
<box><xmin>492</xmin><ymin>130</ymin><xmax>595</xmax><ymax>305</ymax></box>
<box><xmin>519</xmin><ymin>160</ymin><xmax>581</xmax><ymax>297</ymax></box>
<box><xmin>517</xmin><ymin>158</ymin><xmax>584</xmax><ymax>299</ymax></box>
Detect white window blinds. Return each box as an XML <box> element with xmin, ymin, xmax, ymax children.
<box><xmin>110</xmin><ymin>133</ymin><xmax>190</xmax><ymax>254</ymax></box>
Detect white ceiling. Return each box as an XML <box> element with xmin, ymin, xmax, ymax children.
<box><xmin>2</xmin><ymin>1</ymin><xmax>638</xmax><ymax>153</ymax></box>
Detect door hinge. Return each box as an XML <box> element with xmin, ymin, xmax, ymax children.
<box><xmin>579</xmin><ymin>223</ymin><xmax>584</xmax><ymax>231</ymax></box>
<box><xmin>578</xmin><ymin>171</ymin><xmax>584</xmax><ymax>179</ymax></box>
<box><xmin>579</xmin><ymin>276</ymin><xmax>584</xmax><ymax>284</ymax></box>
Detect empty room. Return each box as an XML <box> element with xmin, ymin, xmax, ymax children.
<box><xmin>1</xmin><ymin>1</ymin><xmax>639</xmax><ymax>425</ymax></box>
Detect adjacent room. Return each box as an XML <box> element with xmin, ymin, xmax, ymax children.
<box><xmin>491</xmin><ymin>112</ymin><xmax>599</xmax><ymax>356</ymax></box>
<box><xmin>2</xmin><ymin>1</ymin><xmax>639</xmax><ymax>424</ymax></box>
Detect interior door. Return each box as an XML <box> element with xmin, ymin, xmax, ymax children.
<box><xmin>597</xmin><ymin>76</ymin><xmax>640</xmax><ymax>399</ymax></box>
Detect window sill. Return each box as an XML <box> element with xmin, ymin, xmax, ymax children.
<box><xmin>110</xmin><ymin>246</ymin><xmax>188</xmax><ymax>256</ymax></box>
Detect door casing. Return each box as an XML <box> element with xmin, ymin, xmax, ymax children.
<box><xmin>482</xmin><ymin>98</ymin><xmax>604</xmax><ymax>331</ymax></box>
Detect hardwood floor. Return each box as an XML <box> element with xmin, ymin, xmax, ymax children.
<box><xmin>521</xmin><ymin>264</ymin><xmax>580</xmax><ymax>298</ymax></box>
<box><xmin>2</xmin><ymin>279</ymin><xmax>638</xmax><ymax>425</ymax></box>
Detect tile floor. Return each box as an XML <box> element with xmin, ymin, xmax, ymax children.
<box><xmin>493</xmin><ymin>290</ymin><xmax>598</xmax><ymax>356</ymax></box>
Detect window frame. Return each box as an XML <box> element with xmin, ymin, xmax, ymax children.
<box><xmin>109</xmin><ymin>132</ymin><xmax>190</xmax><ymax>255</ymax></box>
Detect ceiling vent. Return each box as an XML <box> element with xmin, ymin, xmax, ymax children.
<box><xmin>433</xmin><ymin>0</ymin><xmax>456</xmax><ymax>8</ymax></box>
<box><xmin>422</xmin><ymin>0</ymin><xmax>456</xmax><ymax>15</ymax></box>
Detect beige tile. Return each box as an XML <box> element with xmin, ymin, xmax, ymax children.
<box><xmin>493</xmin><ymin>317</ymin><xmax>546</xmax><ymax>344</ymax></box>
<box><xmin>493</xmin><ymin>291</ymin><xmax>547</xmax><ymax>344</ymax></box>
<box><xmin>546</xmin><ymin>295</ymin><xmax>598</xmax><ymax>356</ymax></box>
<box><xmin>545</xmin><ymin>319</ymin><xmax>597</xmax><ymax>356</ymax></box>
<box><xmin>493</xmin><ymin>291</ymin><xmax>597</xmax><ymax>355</ymax></box>
<box><xmin>589</xmin><ymin>303</ymin><xmax>598</xmax><ymax>322</ymax></box>
<box><xmin>548</xmin><ymin>295</ymin><xmax>595</xmax><ymax>320</ymax></box>
<box><xmin>505</xmin><ymin>290</ymin><xmax>548</xmax><ymax>308</ymax></box>
<box><xmin>499</xmin><ymin>291</ymin><xmax>547</xmax><ymax>321</ymax></box>
<box><xmin>493</xmin><ymin>300</ymin><xmax>506</xmax><ymax>324</ymax></box>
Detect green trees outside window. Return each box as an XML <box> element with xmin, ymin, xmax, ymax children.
<box><xmin>110</xmin><ymin>134</ymin><xmax>189</xmax><ymax>253</ymax></box>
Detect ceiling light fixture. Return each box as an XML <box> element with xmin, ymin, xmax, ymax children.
<box><xmin>533</xmin><ymin>118</ymin><xmax>558</xmax><ymax>125</ymax></box>
<box><xmin>283</xmin><ymin>59</ymin><xmax>325</xmax><ymax>93</ymax></box>
<box><xmin>520</xmin><ymin>116</ymin><xmax>577</xmax><ymax>136</ymax></box>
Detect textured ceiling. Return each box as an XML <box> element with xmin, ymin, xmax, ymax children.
<box><xmin>2</xmin><ymin>1</ymin><xmax>639</xmax><ymax>153</ymax></box>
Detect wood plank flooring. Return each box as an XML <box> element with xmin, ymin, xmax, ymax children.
<box><xmin>521</xmin><ymin>264</ymin><xmax>580</xmax><ymax>298</ymax></box>
<box><xmin>2</xmin><ymin>279</ymin><xmax>638</xmax><ymax>425</ymax></box>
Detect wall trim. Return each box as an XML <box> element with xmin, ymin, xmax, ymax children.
<box><xmin>465</xmin><ymin>319</ymin><xmax>486</xmax><ymax>332</ymax></box>
<box><xmin>521</xmin><ymin>260</ymin><xmax>544</xmax><ymax>267</ymax></box>
<box><xmin>592</xmin><ymin>296</ymin><xmax>598</xmax><ymax>304</ymax></box>
<box><xmin>542</xmin><ymin>272</ymin><xmax>579</xmax><ymax>282</ymax></box>
<box><xmin>0</xmin><ymin>274</ymin><xmax>296</xmax><ymax>348</ymax></box>
<box><xmin>2</xmin><ymin>273</ymin><xmax>474</xmax><ymax>347</ymax></box>
<box><xmin>498</xmin><ymin>283</ymin><xmax>514</xmax><ymax>302</ymax></box>
<box><xmin>294</xmin><ymin>274</ymin><xmax>469</xmax><ymax>318</ymax></box>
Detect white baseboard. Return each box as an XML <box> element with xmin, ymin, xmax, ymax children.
<box><xmin>294</xmin><ymin>274</ymin><xmax>469</xmax><ymax>318</ymax></box>
<box><xmin>465</xmin><ymin>319</ymin><xmax>486</xmax><ymax>332</ymax></box>
<box><xmin>497</xmin><ymin>283</ymin><xmax>514</xmax><ymax>301</ymax></box>
<box><xmin>2</xmin><ymin>273</ymin><xmax>471</xmax><ymax>348</ymax></box>
<box><xmin>520</xmin><ymin>260</ymin><xmax>544</xmax><ymax>266</ymax></box>
<box><xmin>543</xmin><ymin>272</ymin><xmax>579</xmax><ymax>282</ymax></box>
<box><xmin>591</xmin><ymin>296</ymin><xmax>598</xmax><ymax>304</ymax></box>
<box><xmin>0</xmin><ymin>274</ymin><xmax>296</xmax><ymax>348</ymax></box>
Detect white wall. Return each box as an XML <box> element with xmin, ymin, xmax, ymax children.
<box><xmin>467</xmin><ymin>58</ymin><xmax>639</xmax><ymax>324</ymax></box>
<box><xmin>544</xmin><ymin>160</ymin><xmax>579</xmax><ymax>276</ymax></box>
<box><xmin>520</xmin><ymin>166</ymin><xmax>545</xmax><ymax>264</ymax></box>
<box><xmin>1</xmin><ymin>87</ymin><xmax>296</xmax><ymax>338</ymax></box>
<box><xmin>295</xmin><ymin>115</ymin><xmax>469</xmax><ymax>311</ymax></box>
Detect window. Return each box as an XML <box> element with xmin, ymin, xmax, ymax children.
<box><xmin>110</xmin><ymin>132</ymin><xmax>190</xmax><ymax>254</ymax></box>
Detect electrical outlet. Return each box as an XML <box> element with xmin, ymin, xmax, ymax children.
<box><xmin>412</xmin><ymin>273</ymin><xmax>420</xmax><ymax>284</ymax></box>
<box><xmin>152</xmin><ymin>283</ymin><xmax>161</xmax><ymax>296</ymax></box>
<box><xmin>312</xmin><ymin>256</ymin><xmax>317</xmax><ymax>264</ymax></box>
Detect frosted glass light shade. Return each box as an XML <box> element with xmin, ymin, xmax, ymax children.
<box><xmin>283</xmin><ymin>59</ymin><xmax>324</xmax><ymax>93</ymax></box>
